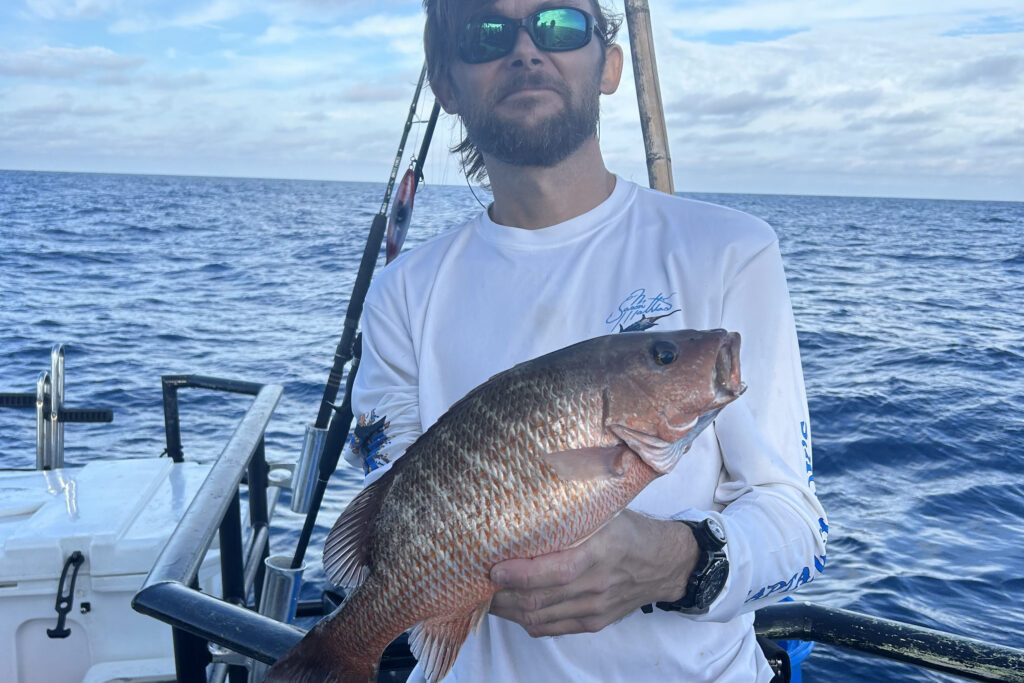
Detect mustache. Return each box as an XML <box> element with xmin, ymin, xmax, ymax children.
<box><xmin>493</xmin><ymin>71</ymin><xmax>571</xmax><ymax>102</ymax></box>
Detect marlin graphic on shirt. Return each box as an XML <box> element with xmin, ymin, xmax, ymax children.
<box><xmin>619</xmin><ymin>309</ymin><xmax>681</xmax><ymax>333</ymax></box>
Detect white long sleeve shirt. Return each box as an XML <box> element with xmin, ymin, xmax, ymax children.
<box><xmin>348</xmin><ymin>178</ymin><xmax>828</xmax><ymax>682</ymax></box>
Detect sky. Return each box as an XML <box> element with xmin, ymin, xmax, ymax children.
<box><xmin>1</xmin><ymin>1</ymin><xmax>1022</xmax><ymax>201</ymax></box>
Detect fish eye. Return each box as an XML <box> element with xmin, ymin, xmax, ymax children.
<box><xmin>652</xmin><ymin>340</ymin><xmax>678</xmax><ymax>365</ymax></box>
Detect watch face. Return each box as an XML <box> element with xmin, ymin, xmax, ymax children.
<box><xmin>697</xmin><ymin>560</ymin><xmax>729</xmax><ymax>608</ymax></box>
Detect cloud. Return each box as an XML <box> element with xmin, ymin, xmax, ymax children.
<box><xmin>676</xmin><ymin>27</ymin><xmax>808</xmax><ymax>45</ymax></box>
<box><xmin>338</xmin><ymin>83</ymin><xmax>410</xmax><ymax>103</ymax></box>
<box><xmin>871</xmin><ymin>109</ymin><xmax>942</xmax><ymax>126</ymax></box>
<box><xmin>817</xmin><ymin>88</ymin><xmax>885</xmax><ymax>110</ymax></box>
<box><xmin>257</xmin><ymin>24</ymin><xmax>303</xmax><ymax>44</ymax></box>
<box><xmin>109</xmin><ymin>0</ymin><xmax>245</xmax><ymax>33</ymax></box>
<box><xmin>334</xmin><ymin>13</ymin><xmax>423</xmax><ymax>39</ymax></box>
<box><xmin>943</xmin><ymin>14</ymin><xmax>1024</xmax><ymax>36</ymax></box>
<box><xmin>24</xmin><ymin>0</ymin><xmax>120</xmax><ymax>20</ymax></box>
<box><xmin>979</xmin><ymin>127</ymin><xmax>1024</xmax><ymax>148</ymax></box>
<box><xmin>668</xmin><ymin>90</ymin><xmax>796</xmax><ymax>127</ymax></box>
<box><xmin>168</xmin><ymin>0</ymin><xmax>244</xmax><ymax>27</ymax></box>
<box><xmin>0</xmin><ymin>46</ymin><xmax>145</xmax><ymax>79</ymax></box>
<box><xmin>6</xmin><ymin>97</ymin><xmax>120</xmax><ymax>121</ymax></box>
<box><xmin>147</xmin><ymin>71</ymin><xmax>212</xmax><ymax>90</ymax></box>
<box><xmin>924</xmin><ymin>54</ymin><xmax>1024</xmax><ymax>89</ymax></box>
<box><xmin>655</xmin><ymin>1</ymin><xmax>1014</xmax><ymax>35</ymax></box>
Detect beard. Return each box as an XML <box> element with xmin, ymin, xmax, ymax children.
<box><xmin>457</xmin><ymin>68</ymin><xmax>602</xmax><ymax>168</ymax></box>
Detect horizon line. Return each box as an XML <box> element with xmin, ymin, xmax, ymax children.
<box><xmin>1</xmin><ymin>167</ymin><xmax>1020</xmax><ymax>205</ymax></box>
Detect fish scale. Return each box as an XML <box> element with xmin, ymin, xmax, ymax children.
<box><xmin>266</xmin><ymin>330</ymin><xmax>744</xmax><ymax>683</ymax></box>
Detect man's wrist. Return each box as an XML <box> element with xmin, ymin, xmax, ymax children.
<box><xmin>665</xmin><ymin>519</ymin><xmax>699</xmax><ymax>601</ymax></box>
<box><xmin>641</xmin><ymin>516</ymin><xmax>729</xmax><ymax>615</ymax></box>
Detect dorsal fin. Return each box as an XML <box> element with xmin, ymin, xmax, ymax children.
<box><xmin>322</xmin><ymin>470</ymin><xmax>393</xmax><ymax>587</ymax></box>
<box><xmin>408</xmin><ymin>597</ymin><xmax>492</xmax><ymax>683</ymax></box>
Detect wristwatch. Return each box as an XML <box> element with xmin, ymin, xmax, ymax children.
<box><xmin>654</xmin><ymin>518</ymin><xmax>729</xmax><ymax>615</ymax></box>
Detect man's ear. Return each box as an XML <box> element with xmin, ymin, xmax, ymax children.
<box><xmin>600</xmin><ymin>43</ymin><xmax>624</xmax><ymax>95</ymax></box>
<box><xmin>431</xmin><ymin>75</ymin><xmax>459</xmax><ymax>114</ymax></box>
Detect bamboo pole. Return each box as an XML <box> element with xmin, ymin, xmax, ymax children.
<box><xmin>623</xmin><ymin>0</ymin><xmax>675</xmax><ymax>195</ymax></box>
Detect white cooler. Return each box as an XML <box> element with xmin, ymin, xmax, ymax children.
<box><xmin>0</xmin><ymin>458</ymin><xmax>219</xmax><ymax>683</ymax></box>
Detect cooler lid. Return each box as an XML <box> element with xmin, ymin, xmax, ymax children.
<box><xmin>0</xmin><ymin>459</ymin><xmax>211</xmax><ymax>581</ymax></box>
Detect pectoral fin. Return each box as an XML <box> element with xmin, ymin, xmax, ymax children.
<box><xmin>540</xmin><ymin>445</ymin><xmax>632</xmax><ymax>481</ymax></box>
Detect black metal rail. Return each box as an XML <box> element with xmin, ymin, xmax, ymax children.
<box><xmin>754</xmin><ymin>601</ymin><xmax>1024</xmax><ymax>682</ymax></box>
<box><xmin>132</xmin><ymin>378</ymin><xmax>287</xmax><ymax>681</ymax></box>
<box><xmin>161</xmin><ymin>374</ymin><xmax>265</xmax><ymax>463</ymax></box>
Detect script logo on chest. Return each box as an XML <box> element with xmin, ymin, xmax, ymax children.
<box><xmin>606</xmin><ymin>288</ymin><xmax>680</xmax><ymax>333</ymax></box>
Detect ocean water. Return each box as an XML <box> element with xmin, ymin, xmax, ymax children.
<box><xmin>1</xmin><ymin>169</ymin><xmax>1022</xmax><ymax>681</ymax></box>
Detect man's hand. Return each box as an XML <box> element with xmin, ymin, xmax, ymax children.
<box><xmin>489</xmin><ymin>510</ymin><xmax>700</xmax><ymax>637</ymax></box>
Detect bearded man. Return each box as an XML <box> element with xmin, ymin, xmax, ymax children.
<box><xmin>335</xmin><ymin>1</ymin><xmax>827</xmax><ymax>681</ymax></box>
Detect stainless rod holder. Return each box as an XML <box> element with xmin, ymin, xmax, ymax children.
<box><xmin>290</xmin><ymin>424</ymin><xmax>328</xmax><ymax>513</ymax></box>
<box><xmin>249</xmin><ymin>554</ymin><xmax>306</xmax><ymax>681</ymax></box>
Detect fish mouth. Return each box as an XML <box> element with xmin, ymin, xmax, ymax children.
<box><xmin>713</xmin><ymin>332</ymin><xmax>746</xmax><ymax>405</ymax></box>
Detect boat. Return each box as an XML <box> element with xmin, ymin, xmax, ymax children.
<box><xmin>4</xmin><ymin>343</ymin><xmax>1024</xmax><ymax>682</ymax></box>
<box><xmin>3</xmin><ymin>3</ymin><xmax>1023</xmax><ymax>682</ymax></box>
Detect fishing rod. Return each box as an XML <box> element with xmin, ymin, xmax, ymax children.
<box><xmin>387</xmin><ymin>99</ymin><xmax>442</xmax><ymax>264</ymax></box>
<box><xmin>292</xmin><ymin>65</ymin><xmax>431</xmax><ymax>571</ymax></box>
<box><xmin>313</xmin><ymin>64</ymin><xmax>427</xmax><ymax>430</ymax></box>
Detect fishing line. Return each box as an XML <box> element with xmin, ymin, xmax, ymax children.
<box><xmin>466</xmin><ymin>174</ymin><xmax>488</xmax><ymax>210</ymax></box>
<box><xmin>459</xmin><ymin>120</ymin><xmax>488</xmax><ymax>210</ymax></box>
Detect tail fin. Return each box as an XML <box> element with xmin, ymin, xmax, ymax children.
<box><xmin>263</xmin><ymin>621</ymin><xmax>378</xmax><ymax>683</ymax></box>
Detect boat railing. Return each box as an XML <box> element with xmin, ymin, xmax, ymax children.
<box><xmin>755</xmin><ymin>600</ymin><xmax>1024</xmax><ymax>682</ymax></box>
<box><xmin>131</xmin><ymin>374</ymin><xmax>298</xmax><ymax>683</ymax></box>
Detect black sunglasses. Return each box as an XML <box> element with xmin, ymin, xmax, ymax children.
<box><xmin>458</xmin><ymin>7</ymin><xmax>604</xmax><ymax>64</ymax></box>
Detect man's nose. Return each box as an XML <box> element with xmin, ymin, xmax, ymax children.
<box><xmin>507</xmin><ymin>25</ymin><xmax>544</xmax><ymax>66</ymax></box>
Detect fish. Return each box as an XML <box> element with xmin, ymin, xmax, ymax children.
<box><xmin>265</xmin><ymin>329</ymin><xmax>746</xmax><ymax>683</ymax></box>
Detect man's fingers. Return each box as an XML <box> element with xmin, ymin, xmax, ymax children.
<box><xmin>490</xmin><ymin>582</ymin><xmax>629</xmax><ymax>633</ymax></box>
<box><xmin>515</xmin><ymin>596</ymin><xmax>627</xmax><ymax>637</ymax></box>
<box><xmin>524</xmin><ymin>616</ymin><xmax>608</xmax><ymax>638</ymax></box>
<box><xmin>491</xmin><ymin>547</ymin><xmax>593</xmax><ymax>590</ymax></box>
<box><xmin>490</xmin><ymin>584</ymin><xmax>570</xmax><ymax>616</ymax></box>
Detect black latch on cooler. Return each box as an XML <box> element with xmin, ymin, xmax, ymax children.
<box><xmin>47</xmin><ymin>551</ymin><xmax>85</xmax><ymax>639</ymax></box>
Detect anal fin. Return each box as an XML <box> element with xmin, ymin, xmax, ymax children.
<box><xmin>408</xmin><ymin>597</ymin><xmax>492</xmax><ymax>682</ymax></box>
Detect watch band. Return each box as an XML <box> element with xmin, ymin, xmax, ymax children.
<box><xmin>641</xmin><ymin>518</ymin><xmax>729</xmax><ymax>615</ymax></box>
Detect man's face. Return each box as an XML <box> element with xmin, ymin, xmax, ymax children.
<box><xmin>443</xmin><ymin>0</ymin><xmax>616</xmax><ymax>168</ymax></box>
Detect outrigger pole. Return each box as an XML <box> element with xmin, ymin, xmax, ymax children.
<box><xmin>623</xmin><ymin>0</ymin><xmax>675</xmax><ymax>194</ymax></box>
<box><xmin>292</xmin><ymin>64</ymin><xmax>432</xmax><ymax>570</ymax></box>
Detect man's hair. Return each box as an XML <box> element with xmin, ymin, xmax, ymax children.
<box><xmin>423</xmin><ymin>0</ymin><xmax>623</xmax><ymax>183</ymax></box>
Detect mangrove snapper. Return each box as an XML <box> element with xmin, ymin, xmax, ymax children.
<box><xmin>266</xmin><ymin>329</ymin><xmax>745</xmax><ymax>683</ymax></box>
